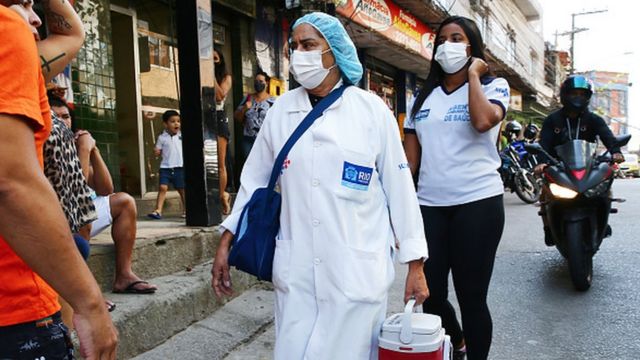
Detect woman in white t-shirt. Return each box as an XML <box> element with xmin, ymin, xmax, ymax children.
<box><xmin>403</xmin><ymin>16</ymin><xmax>510</xmax><ymax>360</ymax></box>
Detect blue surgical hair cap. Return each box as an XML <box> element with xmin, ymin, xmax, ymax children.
<box><xmin>292</xmin><ymin>12</ymin><xmax>363</xmax><ymax>85</ymax></box>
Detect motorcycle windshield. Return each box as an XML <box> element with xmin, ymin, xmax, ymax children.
<box><xmin>554</xmin><ymin>140</ymin><xmax>597</xmax><ymax>170</ymax></box>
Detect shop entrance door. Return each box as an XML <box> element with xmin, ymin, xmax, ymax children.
<box><xmin>111</xmin><ymin>5</ymin><xmax>145</xmax><ymax>195</ymax></box>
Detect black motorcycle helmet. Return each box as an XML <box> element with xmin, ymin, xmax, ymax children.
<box><xmin>523</xmin><ymin>123</ymin><xmax>539</xmax><ymax>140</ymax></box>
<box><xmin>560</xmin><ymin>75</ymin><xmax>594</xmax><ymax>113</ymax></box>
<box><xmin>503</xmin><ymin>120</ymin><xmax>522</xmax><ymax>139</ymax></box>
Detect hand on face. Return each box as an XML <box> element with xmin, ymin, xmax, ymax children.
<box><xmin>468</xmin><ymin>57</ymin><xmax>489</xmax><ymax>78</ymax></box>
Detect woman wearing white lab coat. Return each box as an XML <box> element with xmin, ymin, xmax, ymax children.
<box><xmin>212</xmin><ymin>12</ymin><xmax>429</xmax><ymax>360</ymax></box>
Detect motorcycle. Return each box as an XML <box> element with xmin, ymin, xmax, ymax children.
<box><xmin>525</xmin><ymin>134</ymin><xmax>631</xmax><ymax>291</ymax></box>
<box><xmin>499</xmin><ymin>140</ymin><xmax>541</xmax><ymax>204</ymax></box>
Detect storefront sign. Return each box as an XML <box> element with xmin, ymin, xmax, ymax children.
<box><xmin>335</xmin><ymin>0</ymin><xmax>435</xmax><ymax>60</ymax></box>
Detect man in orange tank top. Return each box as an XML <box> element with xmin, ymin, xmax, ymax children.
<box><xmin>0</xmin><ymin>1</ymin><xmax>117</xmax><ymax>359</ymax></box>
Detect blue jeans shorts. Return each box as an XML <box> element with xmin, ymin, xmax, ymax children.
<box><xmin>0</xmin><ymin>312</ymin><xmax>74</xmax><ymax>359</ymax></box>
<box><xmin>159</xmin><ymin>167</ymin><xmax>185</xmax><ymax>189</ymax></box>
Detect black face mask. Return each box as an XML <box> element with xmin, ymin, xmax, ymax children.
<box><xmin>566</xmin><ymin>94</ymin><xmax>589</xmax><ymax>112</ymax></box>
<box><xmin>254</xmin><ymin>80</ymin><xmax>266</xmax><ymax>93</ymax></box>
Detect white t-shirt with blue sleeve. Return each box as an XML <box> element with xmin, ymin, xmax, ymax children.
<box><xmin>404</xmin><ymin>77</ymin><xmax>510</xmax><ymax>206</ymax></box>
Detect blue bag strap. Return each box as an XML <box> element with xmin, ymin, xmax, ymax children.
<box><xmin>266</xmin><ymin>84</ymin><xmax>349</xmax><ymax>190</ymax></box>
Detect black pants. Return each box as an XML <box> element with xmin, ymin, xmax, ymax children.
<box><xmin>0</xmin><ymin>312</ymin><xmax>73</xmax><ymax>360</ymax></box>
<box><xmin>420</xmin><ymin>195</ymin><xmax>504</xmax><ymax>360</ymax></box>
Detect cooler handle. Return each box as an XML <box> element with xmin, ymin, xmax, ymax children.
<box><xmin>400</xmin><ymin>298</ymin><xmax>416</xmax><ymax>344</ymax></box>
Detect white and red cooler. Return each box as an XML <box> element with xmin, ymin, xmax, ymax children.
<box><xmin>379</xmin><ymin>299</ymin><xmax>452</xmax><ymax>360</ymax></box>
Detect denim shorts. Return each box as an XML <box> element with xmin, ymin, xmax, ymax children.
<box><xmin>0</xmin><ymin>312</ymin><xmax>74</xmax><ymax>359</ymax></box>
<box><xmin>159</xmin><ymin>167</ymin><xmax>185</xmax><ymax>189</ymax></box>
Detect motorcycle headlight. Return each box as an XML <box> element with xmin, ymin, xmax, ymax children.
<box><xmin>584</xmin><ymin>179</ymin><xmax>612</xmax><ymax>198</ymax></box>
<box><xmin>549</xmin><ymin>183</ymin><xmax>578</xmax><ymax>199</ymax></box>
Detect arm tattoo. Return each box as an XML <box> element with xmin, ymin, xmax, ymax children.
<box><xmin>41</xmin><ymin>53</ymin><xmax>66</xmax><ymax>73</ymax></box>
<box><xmin>46</xmin><ymin>11</ymin><xmax>73</xmax><ymax>32</ymax></box>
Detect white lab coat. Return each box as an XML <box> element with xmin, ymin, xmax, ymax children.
<box><xmin>221</xmin><ymin>84</ymin><xmax>428</xmax><ymax>360</ymax></box>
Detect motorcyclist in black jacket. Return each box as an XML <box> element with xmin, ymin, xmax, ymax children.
<box><xmin>535</xmin><ymin>75</ymin><xmax>624</xmax><ymax>245</ymax></box>
<box><xmin>535</xmin><ymin>75</ymin><xmax>624</xmax><ymax>171</ymax></box>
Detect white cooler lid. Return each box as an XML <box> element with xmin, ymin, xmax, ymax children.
<box><xmin>382</xmin><ymin>313</ymin><xmax>442</xmax><ymax>336</ymax></box>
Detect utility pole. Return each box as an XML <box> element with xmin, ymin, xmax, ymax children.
<box><xmin>554</xmin><ymin>28</ymin><xmax>587</xmax><ymax>49</ymax></box>
<box><xmin>569</xmin><ymin>9</ymin><xmax>607</xmax><ymax>74</ymax></box>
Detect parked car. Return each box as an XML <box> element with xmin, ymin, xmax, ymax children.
<box><xmin>620</xmin><ymin>153</ymin><xmax>639</xmax><ymax>177</ymax></box>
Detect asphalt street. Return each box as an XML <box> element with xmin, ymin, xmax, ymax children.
<box><xmin>487</xmin><ymin>178</ymin><xmax>640</xmax><ymax>359</ymax></box>
<box><xmin>226</xmin><ymin>178</ymin><xmax>640</xmax><ymax>359</ymax></box>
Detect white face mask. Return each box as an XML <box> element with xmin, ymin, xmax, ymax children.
<box><xmin>435</xmin><ymin>41</ymin><xmax>470</xmax><ymax>74</ymax></box>
<box><xmin>290</xmin><ymin>49</ymin><xmax>335</xmax><ymax>89</ymax></box>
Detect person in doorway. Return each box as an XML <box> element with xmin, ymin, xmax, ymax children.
<box><xmin>148</xmin><ymin>110</ymin><xmax>186</xmax><ymax>219</ymax></box>
<box><xmin>49</xmin><ymin>97</ymin><xmax>158</xmax><ymax>294</ymax></box>
<box><xmin>212</xmin><ymin>12</ymin><xmax>429</xmax><ymax>359</ymax></box>
<box><xmin>212</xmin><ymin>47</ymin><xmax>233</xmax><ymax>215</ymax></box>
<box><xmin>403</xmin><ymin>16</ymin><xmax>510</xmax><ymax>360</ymax></box>
<box><xmin>234</xmin><ymin>70</ymin><xmax>276</xmax><ymax>159</ymax></box>
<box><xmin>0</xmin><ymin>2</ymin><xmax>118</xmax><ymax>359</ymax></box>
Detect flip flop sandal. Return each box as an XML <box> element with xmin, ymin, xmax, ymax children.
<box><xmin>113</xmin><ymin>280</ymin><xmax>157</xmax><ymax>294</ymax></box>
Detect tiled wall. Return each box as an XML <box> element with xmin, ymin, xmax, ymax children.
<box><xmin>73</xmin><ymin>0</ymin><xmax>120</xmax><ymax>188</ymax></box>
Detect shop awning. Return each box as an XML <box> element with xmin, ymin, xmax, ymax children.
<box><xmin>343</xmin><ymin>20</ymin><xmax>431</xmax><ymax>78</ymax></box>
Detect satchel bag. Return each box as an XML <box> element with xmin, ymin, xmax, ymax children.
<box><xmin>228</xmin><ymin>84</ymin><xmax>349</xmax><ymax>281</ymax></box>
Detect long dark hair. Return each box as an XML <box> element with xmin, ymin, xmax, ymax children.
<box><xmin>410</xmin><ymin>16</ymin><xmax>486</xmax><ymax>119</ymax></box>
<box><xmin>214</xmin><ymin>47</ymin><xmax>228</xmax><ymax>83</ymax></box>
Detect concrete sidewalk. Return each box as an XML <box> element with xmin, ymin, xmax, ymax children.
<box><xmin>87</xmin><ymin>217</ymin><xmax>218</xmax><ymax>292</ymax></box>
<box><xmin>82</xmin><ymin>216</ymin><xmax>261</xmax><ymax>359</ymax></box>
<box><xmin>133</xmin><ymin>287</ymin><xmax>275</xmax><ymax>360</ymax></box>
<box><xmin>134</xmin><ymin>263</ymin><xmax>412</xmax><ymax>360</ymax></box>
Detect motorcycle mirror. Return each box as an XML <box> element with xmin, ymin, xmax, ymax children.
<box><xmin>523</xmin><ymin>143</ymin><xmax>543</xmax><ymax>153</ymax></box>
<box><xmin>614</xmin><ymin>134</ymin><xmax>631</xmax><ymax>147</ymax></box>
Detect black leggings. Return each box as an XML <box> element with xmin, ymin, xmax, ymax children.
<box><xmin>420</xmin><ymin>195</ymin><xmax>504</xmax><ymax>360</ymax></box>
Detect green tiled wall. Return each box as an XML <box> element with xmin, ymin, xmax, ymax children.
<box><xmin>73</xmin><ymin>0</ymin><xmax>120</xmax><ymax>189</ymax></box>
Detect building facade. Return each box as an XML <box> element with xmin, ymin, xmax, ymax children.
<box><xmin>544</xmin><ymin>42</ymin><xmax>570</xmax><ymax>108</ymax></box>
<box><xmin>57</xmin><ymin>0</ymin><xmax>552</xmax><ymax>222</ymax></box>
<box><xmin>580</xmin><ymin>71</ymin><xmax>631</xmax><ymax>136</ymax></box>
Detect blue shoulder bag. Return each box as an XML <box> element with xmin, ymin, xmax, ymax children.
<box><xmin>228</xmin><ymin>84</ymin><xmax>349</xmax><ymax>281</ymax></box>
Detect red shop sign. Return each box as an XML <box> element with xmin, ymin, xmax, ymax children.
<box><xmin>336</xmin><ymin>0</ymin><xmax>435</xmax><ymax>60</ymax></box>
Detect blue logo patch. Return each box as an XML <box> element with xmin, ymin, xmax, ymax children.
<box><xmin>495</xmin><ymin>87</ymin><xmax>509</xmax><ymax>97</ymax></box>
<box><xmin>444</xmin><ymin>104</ymin><xmax>469</xmax><ymax>122</ymax></box>
<box><xmin>341</xmin><ymin>162</ymin><xmax>373</xmax><ymax>191</ymax></box>
<box><xmin>415</xmin><ymin>109</ymin><xmax>430</xmax><ymax>122</ymax></box>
